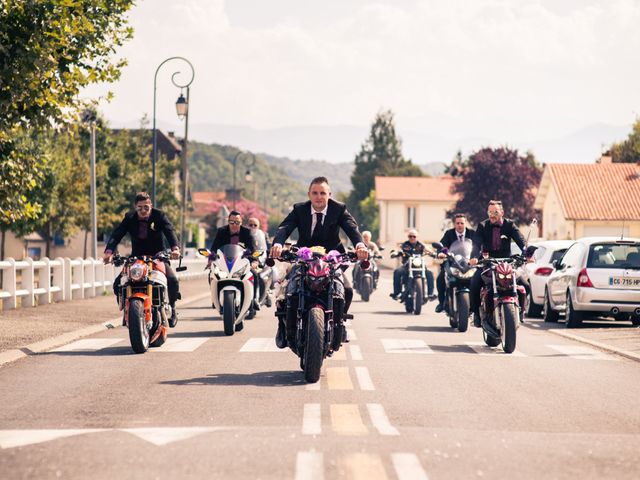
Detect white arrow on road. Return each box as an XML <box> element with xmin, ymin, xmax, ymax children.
<box><xmin>121</xmin><ymin>427</ymin><xmax>227</xmax><ymax>446</ymax></box>
<box><xmin>0</xmin><ymin>429</ymin><xmax>107</xmax><ymax>449</ymax></box>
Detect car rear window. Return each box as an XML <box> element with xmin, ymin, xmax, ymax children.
<box><xmin>587</xmin><ymin>243</ymin><xmax>640</xmax><ymax>269</ymax></box>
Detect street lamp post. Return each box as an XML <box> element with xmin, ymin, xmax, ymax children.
<box><xmin>230</xmin><ymin>151</ymin><xmax>256</xmax><ymax>210</ymax></box>
<box><xmin>81</xmin><ymin>108</ymin><xmax>98</xmax><ymax>259</ymax></box>
<box><xmin>151</xmin><ymin>56</ymin><xmax>195</xmax><ymax>205</ymax></box>
<box><xmin>176</xmin><ymin>88</ymin><xmax>190</xmax><ymax>253</ymax></box>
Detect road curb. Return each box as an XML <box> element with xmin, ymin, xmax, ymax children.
<box><xmin>0</xmin><ymin>291</ymin><xmax>211</xmax><ymax>368</ymax></box>
<box><xmin>548</xmin><ymin>329</ymin><xmax>640</xmax><ymax>363</ymax></box>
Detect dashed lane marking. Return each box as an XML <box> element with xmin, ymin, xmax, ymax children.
<box><xmin>295</xmin><ymin>451</ymin><xmax>324</xmax><ymax>480</ymax></box>
<box><xmin>157</xmin><ymin>337</ymin><xmax>209</xmax><ymax>352</ymax></box>
<box><xmin>346</xmin><ymin>328</ymin><xmax>358</xmax><ymax>341</ymax></box>
<box><xmin>327</xmin><ymin>367</ymin><xmax>354</xmax><ymax>390</ymax></box>
<box><xmin>366</xmin><ymin>404</ymin><xmax>399</xmax><ymax>436</ymax></box>
<box><xmin>465</xmin><ymin>341</ymin><xmax>526</xmax><ymax>357</ymax></box>
<box><xmin>349</xmin><ymin>344</ymin><xmax>363</xmax><ymax>360</ymax></box>
<box><xmin>239</xmin><ymin>337</ymin><xmax>282</xmax><ymax>352</ymax></box>
<box><xmin>303</xmin><ymin>404</ymin><xmax>322</xmax><ymax>435</ymax></box>
<box><xmin>392</xmin><ymin>453</ymin><xmax>429</xmax><ymax>480</ymax></box>
<box><xmin>330</xmin><ymin>404</ymin><xmax>368</xmax><ymax>436</ymax></box>
<box><xmin>50</xmin><ymin>338</ymin><xmax>122</xmax><ymax>352</ymax></box>
<box><xmin>547</xmin><ymin>344</ymin><xmax>618</xmax><ymax>361</ymax></box>
<box><xmin>355</xmin><ymin>366</ymin><xmax>375</xmax><ymax>391</ymax></box>
<box><xmin>331</xmin><ymin>348</ymin><xmax>347</xmax><ymax>360</ymax></box>
<box><xmin>340</xmin><ymin>453</ymin><xmax>388</xmax><ymax>480</ymax></box>
<box><xmin>381</xmin><ymin>339</ymin><xmax>434</xmax><ymax>354</ymax></box>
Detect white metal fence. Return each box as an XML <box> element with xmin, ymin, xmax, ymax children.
<box><xmin>0</xmin><ymin>257</ymin><xmax>208</xmax><ymax>311</ymax></box>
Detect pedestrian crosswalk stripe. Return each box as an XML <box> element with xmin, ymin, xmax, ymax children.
<box><xmin>239</xmin><ymin>337</ymin><xmax>283</xmax><ymax>352</ymax></box>
<box><xmin>157</xmin><ymin>338</ymin><xmax>208</xmax><ymax>352</ymax></box>
<box><xmin>381</xmin><ymin>339</ymin><xmax>434</xmax><ymax>354</ymax></box>
<box><xmin>295</xmin><ymin>451</ymin><xmax>324</xmax><ymax>480</ymax></box>
<box><xmin>350</xmin><ymin>345</ymin><xmax>363</xmax><ymax>360</ymax></box>
<box><xmin>347</xmin><ymin>328</ymin><xmax>358</xmax><ymax>340</ymax></box>
<box><xmin>303</xmin><ymin>404</ymin><xmax>322</xmax><ymax>435</ymax></box>
<box><xmin>340</xmin><ymin>453</ymin><xmax>387</xmax><ymax>479</ymax></box>
<box><xmin>0</xmin><ymin>429</ymin><xmax>106</xmax><ymax>449</ymax></box>
<box><xmin>330</xmin><ymin>404</ymin><xmax>368</xmax><ymax>435</ymax></box>
<box><xmin>392</xmin><ymin>453</ymin><xmax>429</xmax><ymax>480</ymax></box>
<box><xmin>331</xmin><ymin>348</ymin><xmax>347</xmax><ymax>360</ymax></box>
<box><xmin>367</xmin><ymin>404</ymin><xmax>399</xmax><ymax>436</ymax></box>
<box><xmin>547</xmin><ymin>344</ymin><xmax>617</xmax><ymax>361</ymax></box>
<box><xmin>50</xmin><ymin>338</ymin><xmax>122</xmax><ymax>352</ymax></box>
<box><xmin>465</xmin><ymin>341</ymin><xmax>526</xmax><ymax>357</ymax></box>
<box><xmin>327</xmin><ymin>367</ymin><xmax>354</xmax><ymax>390</ymax></box>
<box><xmin>355</xmin><ymin>366</ymin><xmax>375</xmax><ymax>391</ymax></box>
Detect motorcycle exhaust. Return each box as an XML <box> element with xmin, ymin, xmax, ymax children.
<box><xmin>611</xmin><ymin>307</ymin><xmax>620</xmax><ymax>315</ymax></box>
<box><xmin>634</xmin><ymin>307</ymin><xmax>640</xmax><ymax>316</ymax></box>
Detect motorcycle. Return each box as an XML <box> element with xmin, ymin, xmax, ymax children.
<box><xmin>390</xmin><ymin>249</ymin><xmax>431</xmax><ymax>315</ymax></box>
<box><xmin>353</xmin><ymin>247</ymin><xmax>383</xmax><ymax>302</ymax></box>
<box><xmin>112</xmin><ymin>251</ymin><xmax>187</xmax><ymax>354</ymax></box>
<box><xmin>432</xmin><ymin>239</ymin><xmax>476</xmax><ymax>332</ymax></box>
<box><xmin>253</xmin><ymin>260</ymin><xmax>275</xmax><ymax>310</ymax></box>
<box><xmin>477</xmin><ymin>247</ymin><xmax>536</xmax><ymax>353</ymax></box>
<box><xmin>267</xmin><ymin>247</ymin><xmax>364</xmax><ymax>383</ymax></box>
<box><xmin>198</xmin><ymin>245</ymin><xmax>261</xmax><ymax>336</ymax></box>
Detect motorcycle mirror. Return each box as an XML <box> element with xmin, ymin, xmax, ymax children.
<box><xmin>360</xmin><ymin>260</ymin><xmax>371</xmax><ymax>270</ymax></box>
<box><xmin>431</xmin><ymin>242</ymin><xmax>443</xmax><ymax>249</ymax></box>
<box><xmin>197</xmin><ymin>248</ymin><xmax>210</xmax><ymax>257</ymax></box>
<box><xmin>266</xmin><ymin>258</ymin><xmax>275</xmax><ymax>267</ymax></box>
<box><xmin>176</xmin><ymin>266</ymin><xmax>187</xmax><ymax>272</ymax></box>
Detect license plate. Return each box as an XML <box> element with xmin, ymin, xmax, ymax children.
<box><xmin>609</xmin><ymin>276</ymin><xmax>640</xmax><ymax>289</ymax></box>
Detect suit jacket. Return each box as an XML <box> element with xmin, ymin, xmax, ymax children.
<box><xmin>439</xmin><ymin>228</ymin><xmax>476</xmax><ymax>249</ymax></box>
<box><xmin>210</xmin><ymin>225</ymin><xmax>256</xmax><ymax>254</ymax></box>
<box><xmin>105</xmin><ymin>208</ymin><xmax>178</xmax><ymax>256</ymax></box>
<box><xmin>471</xmin><ymin>218</ymin><xmax>525</xmax><ymax>258</ymax></box>
<box><xmin>273</xmin><ymin>199</ymin><xmax>363</xmax><ymax>253</ymax></box>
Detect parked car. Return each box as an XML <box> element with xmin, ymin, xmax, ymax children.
<box><xmin>543</xmin><ymin>237</ymin><xmax>640</xmax><ymax>327</ymax></box>
<box><xmin>524</xmin><ymin>240</ymin><xmax>574</xmax><ymax>317</ymax></box>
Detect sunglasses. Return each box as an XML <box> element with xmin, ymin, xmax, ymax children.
<box><xmin>136</xmin><ymin>205</ymin><xmax>151</xmax><ymax>211</ymax></box>
<box><xmin>229</xmin><ymin>220</ymin><xmax>241</xmax><ymax>225</ymax></box>
<box><xmin>248</xmin><ymin>223</ymin><xmax>258</xmax><ymax>227</ymax></box>
<box><xmin>408</xmin><ymin>235</ymin><xmax>416</xmax><ymax>238</ymax></box>
<box><xmin>488</xmin><ymin>210</ymin><xmax>501</xmax><ymax>216</ymax></box>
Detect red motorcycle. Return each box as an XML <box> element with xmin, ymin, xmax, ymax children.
<box><xmin>478</xmin><ymin>247</ymin><xmax>535</xmax><ymax>354</ymax></box>
<box><xmin>267</xmin><ymin>247</ymin><xmax>365</xmax><ymax>383</ymax></box>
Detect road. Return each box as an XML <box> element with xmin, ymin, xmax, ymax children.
<box><xmin>1</xmin><ymin>277</ymin><xmax>639</xmax><ymax>479</ymax></box>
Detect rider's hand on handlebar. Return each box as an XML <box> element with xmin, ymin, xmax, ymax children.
<box><xmin>355</xmin><ymin>245</ymin><xmax>368</xmax><ymax>261</ymax></box>
<box><xmin>103</xmin><ymin>252</ymin><xmax>113</xmax><ymax>264</ymax></box>
<box><xmin>437</xmin><ymin>252</ymin><xmax>447</xmax><ymax>259</ymax></box>
<box><xmin>170</xmin><ymin>248</ymin><xmax>181</xmax><ymax>260</ymax></box>
<box><xmin>270</xmin><ymin>244</ymin><xmax>283</xmax><ymax>259</ymax></box>
<box><xmin>469</xmin><ymin>258</ymin><xmax>478</xmax><ymax>266</ymax></box>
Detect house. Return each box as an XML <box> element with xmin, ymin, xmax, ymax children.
<box><xmin>375</xmin><ymin>175</ymin><xmax>460</xmax><ymax>248</ymax></box>
<box><xmin>533</xmin><ymin>157</ymin><xmax>640</xmax><ymax>239</ymax></box>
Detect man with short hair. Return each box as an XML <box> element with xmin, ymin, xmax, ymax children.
<box><xmin>390</xmin><ymin>230</ymin><xmax>435</xmax><ymax>301</ymax></box>
<box><xmin>435</xmin><ymin>213</ymin><xmax>475</xmax><ymax>313</ymax></box>
<box><xmin>103</xmin><ymin>192</ymin><xmax>181</xmax><ymax>326</ymax></box>
<box><xmin>270</xmin><ymin>176</ymin><xmax>368</xmax><ymax>349</ymax></box>
<box><xmin>210</xmin><ymin>211</ymin><xmax>256</xmax><ymax>253</ymax></box>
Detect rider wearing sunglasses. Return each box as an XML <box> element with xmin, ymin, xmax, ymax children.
<box><xmin>390</xmin><ymin>229</ymin><xmax>436</xmax><ymax>301</ymax></box>
<box><xmin>210</xmin><ymin>211</ymin><xmax>257</xmax><ymax>254</ymax></box>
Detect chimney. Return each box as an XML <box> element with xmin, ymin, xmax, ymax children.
<box><xmin>598</xmin><ymin>150</ymin><xmax>612</xmax><ymax>164</ymax></box>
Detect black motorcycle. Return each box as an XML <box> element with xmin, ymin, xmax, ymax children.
<box><xmin>390</xmin><ymin>249</ymin><xmax>432</xmax><ymax>315</ymax></box>
<box><xmin>432</xmin><ymin>239</ymin><xmax>476</xmax><ymax>332</ymax></box>
<box><xmin>353</xmin><ymin>247</ymin><xmax>382</xmax><ymax>302</ymax></box>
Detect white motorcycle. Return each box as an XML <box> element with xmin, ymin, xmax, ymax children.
<box><xmin>198</xmin><ymin>245</ymin><xmax>260</xmax><ymax>336</ymax></box>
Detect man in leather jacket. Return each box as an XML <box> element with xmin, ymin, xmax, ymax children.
<box><xmin>390</xmin><ymin>229</ymin><xmax>435</xmax><ymax>301</ymax></box>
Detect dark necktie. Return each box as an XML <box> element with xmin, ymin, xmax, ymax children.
<box><xmin>491</xmin><ymin>225</ymin><xmax>501</xmax><ymax>251</ymax></box>
<box><xmin>311</xmin><ymin>212</ymin><xmax>323</xmax><ymax>244</ymax></box>
<box><xmin>458</xmin><ymin>233</ymin><xmax>463</xmax><ymax>243</ymax></box>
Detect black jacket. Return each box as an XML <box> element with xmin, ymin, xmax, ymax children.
<box><xmin>471</xmin><ymin>218</ymin><xmax>525</xmax><ymax>259</ymax></box>
<box><xmin>273</xmin><ymin>199</ymin><xmax>363</xmax><ymax>253</ymax></box>
<box><xmin>397</xmin><ymin>240</ymin><xmax>426</xmax><ymax>264</ymax></box>
<box><xmin>105</xmin><ymin>208</ymin><xmax>179</xmax><ymax>256</ymax></box>
<box><xmin>439</xmin><ymin>228</ymin><xmax>476</xmax><ymax>249</ymax></box>
<box><xmin>210</xmin><ymin>225</ymin><xmax>256</xmax><ymax>253</ymax></box>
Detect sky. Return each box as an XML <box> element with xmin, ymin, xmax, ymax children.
<box><xmin>83</xmin><ymin>0</ymin><xmax>640</xmax><ymax>163</ymax></box>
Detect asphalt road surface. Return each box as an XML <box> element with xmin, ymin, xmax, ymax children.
<box><xmin>1</xmin><ymin>277</ymin><xmax>639</xmax><ymax>479</ymax></box>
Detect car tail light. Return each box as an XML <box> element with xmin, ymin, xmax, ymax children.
<box><xmin>577</xmin><ymin>268</ymin><xmax>594</xmax><ymax>288</ymax></box>
<box><xmin>534</xmin><ymin>267</ymin><xmax>554</xmax><ymax>276</ymax></box>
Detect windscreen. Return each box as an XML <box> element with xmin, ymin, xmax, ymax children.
<box><xmin>220</xmin><ymin>244</ymin><xmax>246</xmax><ymax>260</ymax></box>
<box><xmin>587</xmin><ymin>242</ymin><xmax>640</xmax><ymax>269</ymax></box>
<box><xmin>449</xmin><ymin>238</ymin><xmax>473</xmax><ymax>259</ymax></box>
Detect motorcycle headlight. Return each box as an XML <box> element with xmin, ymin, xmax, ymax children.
<box><xmin>412</xmin><ymin>258</ymin><xmax>422</xmax><ymax>268</ymax></box>
<box><xmin>215</xmin><ymin>268</ymin><xmax>228</xmax><ymax>279</ymax></box>
<box><xmin>128</xmin><ymin>263</ymin><xmax>147</xmax><ymax>282</ymax></box>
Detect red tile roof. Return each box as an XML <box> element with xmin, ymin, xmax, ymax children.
<box><xmin>545</xmin><ymin>163</ymin><xmax>640</xmax><ymax>220</ymax></box>
<box><xmin>374</xmin><ymin>176</ymin><xmax>459</xmax><ymax>202</ymax></box>
<box><xmin>191</xmin><ymin>191</ymin><xmax>226</xmax><ymax>217</ymax></box>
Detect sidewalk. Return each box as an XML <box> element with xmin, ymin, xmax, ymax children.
<box><xmin>0</xmin><ymin>279</ymin><xmax>211</xmax><ymax>355</ymax></box>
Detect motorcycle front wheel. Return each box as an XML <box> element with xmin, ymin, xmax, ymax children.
<box><xmin>500</xmin><ymin>303</ymin><xmax>518</xmax><ymax>353</ymax></box>
<box><xmin>304</xmin><ymin>307</ymin><xmax>325</xmax><ymax>383</ymax></box>
<box><xmin>222</xmin><ymin>290</ymin><xmax>236</xmax><ymax>336</ymax></box>
<box><xmin>360</xmin><ymin>276</ymin><xmax>372</xmax><ymax>302</ymax></box>
<box><xmin>412</xmin><ymin>280</ymin><xmax>423</xmax><ymax>315</ymax></box>
<box><xmin>456</xmin><ymin>292</ymin><xmax>470</xmax><ymax>333</ymax></box>
<box><xmin>128</xmin><ymin>298</ymin><xmax>150</xmax><ymax>354</ymax></box>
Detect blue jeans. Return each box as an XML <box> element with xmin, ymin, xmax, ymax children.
<box><xmin>393</xmin><ymin>264</ymin><xmax>433</xmax><ymax>296</ymax></box>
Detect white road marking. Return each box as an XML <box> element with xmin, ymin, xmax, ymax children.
<box><xmin>366</xmin><ymin>404</ymin><xmax>399</xmax><ymax>436</ymax></box>
<box><xmin>392</xmin><ymin>453</ymin><xmax>429</xmax><ymax>480</ymax></box>
<box><xmin>381</xmin><ymin>339</ymin><xmax>434</xmax><ymax>354</ymax></box>
<box><xmin>295</xmin><ymin>451</ymin><xmax>324</xmax><ymax>480</ymax></box>
<box><xmin>121</xmin><ymin>427</ymin><xmax>224</xmax><ymax>446</ymax></box>
<box><xmin>303</xmin><ymin>404</ymin><xmax>322</xmax><ymax>435</ymax></box>
<box><xmin>347</xmin><ymin>328</ymin><xmax>357</xmax><ymax>340</ymax></box>
<box><xmin>547</xmin><ymin>344</ymin><xmax>617</xmax><ymax>361</ymax></box>
<box><xmin>465</xmin><ymin>341</ymin><xmax>526</xmax><ymax>357</ymax></box>
<box><xmin>50</xmin><ymin>338</ymin><xmax>122</xmax><ymax>352</ymax></box>
<box><xmin>350</xmin><ymin>344</ymin><xmax>363</xmax><ymax>360</ymax></box>
<box><xmin>239</xmin><ymin>337</ymin><xmax>283</xmax><ymax>352</ymax></box>
<box><xmin>530</xmin><ymin>323</ymin><xmax>541</xmax><ymax>328</ymax></box>
<box><xmin>355</xmin><ymin>367</ymin><xmax>375</xmax><ymax>391</ymax></box>
<box><xmin>158</xmin><ymin>338</ymin><xmax>209</xmax><ymax>352</ymax></box>
<box><xmin>306</xmin><ymin>381</ymin><xmax>321</xmax><ymax>391</ymax></box>
<box><xmin>0</xmin><ymin>429</ymin><xmax>106</xmax><ymax>449</ymax></box>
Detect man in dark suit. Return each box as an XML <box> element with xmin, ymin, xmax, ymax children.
<box><xmin>435</xmin><ymin>213</ymin><xmax>476</xmax><ymax>312</ymax></box>
<box><xmin>469</xmin><ymin>200</ymin><xmax>527</xmax><ymax>326</ymax></box>
<box><xmin>210</xmin><ymin>210</ymin><xmax>257</xmax><ymax>254</ymax></box>
<box><xmin>103</xmin><ymin>192</ymin><xmax>181</xmax><ymax>326</ymax></box>
<box><xmin>270</xmin><ymin>176</ymin><xmax>368</xmax><ymax>349</ymax></box>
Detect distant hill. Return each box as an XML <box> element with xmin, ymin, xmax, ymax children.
<box><xmin>420</xmin><ymin>162</ymin><xmax>447</xmax><ymax>177</ymax></box>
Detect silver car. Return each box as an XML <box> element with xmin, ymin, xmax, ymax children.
<box><xmin>543</xmin><ymin>237</ymin><xmax>640</xmax><ymax>327</ymax></box>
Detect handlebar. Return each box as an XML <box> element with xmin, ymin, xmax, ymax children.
<box><xmin>111</xmin><ymin>250</ymin><xmax>173</xmax><ymax>267</ymax></box>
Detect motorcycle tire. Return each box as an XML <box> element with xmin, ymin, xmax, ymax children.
<box><xmin>360</xmin><ymin>276</ymin><xmax>372</xmax><ymax>302</ymax></box>
<box><xmin>483</xmin><ymin>328</ymin><xmax>501</xmax><ymax>348</ymax></box>
<box><xmin>404</xmin><ymin>296</ymin><xmax>413</xmax><ymax>313</ymax></box>
<box><xmin>412</xmin><ymin>281</ymin><xmax>423</xmax><ymax>315</ymax></box>
<box><xmin>222</xmin><ymin>290</ymin><xmax>236</xmax><ymax>336</ymax></box>
<box><xmin>500</xmin><ymin>304</ymin><xmax>518</xmax><ymax>353</ymax></box>
<box><xmin>149</xmin><ymin>310</ymin><xmax>167</xmax><ymax>348</ymax></box>
<box><xmin>128</xmin><ymin>298</ymin><xmax>150</xmax><ymax>354</ymax></box>
<box><xmin>304</xmin><ymin>307</ymin><xmax>325</xmax><ymax>383</ymax></box>
<box><xmin>565</xmin><ymin>292</ymin><xmax>583</xmax><ymax>329</ymax></box>
<box><xmin>457</xmin><ymin>292</ymin><xmax>470</xmax><ymax>333</ymax></box>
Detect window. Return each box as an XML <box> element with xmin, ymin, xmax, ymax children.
<box><xmin>407</xmin><ymin>206</ymin><xmax>416</xmax><ymax>229</ymax></box>
<box><xmin>549</xmin><ymin>248</ymin><xmax>568</xmax><ymax>264</ymax></box>
<box><xmin>587</xmin><ymin>242</ymin><xmax>640</xmax><ymax>269</ymax></box>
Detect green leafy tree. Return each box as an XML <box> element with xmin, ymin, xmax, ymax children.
<box><xmin>348</xmin><ymin>109</ymin><xmax>422</xmax><ymax>228</ymax></box>
<box><xmin>358</xmin><ymin>190</ymin><xmax>380</xmax><ymax>237</ymax></box>
<box><xmin>0</xmin><ymin>0</ymin><xmax>134</xmax><ymax>237</ymax></box>
<box><xmin>611</xmin><ymin>118</ymin><xmax>640</xmax><ymax>163</ymax></box>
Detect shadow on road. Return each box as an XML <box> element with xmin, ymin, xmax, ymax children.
<box><xmin>380</xmin><ymin>325</ymin><xmax>454</xmax><ymax>333</ymax></box>
<box><xmin>160</xmin><ymin>370</ymin><xmax>306</xmax><ymax>387</ymax></box>
<box><xmin>39</xmin><ymin>346</ymin><xmax>134</xmax><ymax>357</ymax></box>
<box><xmin>369</xmin><ymin>311</ymin><xmax>414</xmax><ymax>316</ymax></box>
<box><xmin>170</xmin><ymin>330</ymin><xmax>228</xmax><ymax>338</ymax></box>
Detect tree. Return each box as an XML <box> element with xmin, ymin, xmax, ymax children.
<box><xmin>0</xmin><ymin>1</ymin><xmax>134</xmax><ymax>232</ymax></box>
<box><xmin>450</xmin><ymin>147</ymin><xmax>543</xmax><ymax>226</ymax></box>
<box><xmin>348</xmin><ymin>109</ymin><xmax>423</xmax><ymax>230</ymax></box>
<box><xmin>611</xmin><ymin>118</ymin><xmax>640</xmax><ymax>163</ymax></box>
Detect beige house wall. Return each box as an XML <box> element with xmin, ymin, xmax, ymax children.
<box><xmin>378</xmin><ymin>199</ymin><xmax>455</xmax><ymax>248</ymax></box>
<box><xmin>541</xmin><ymin>185</ymin><xmax>574</xmax><ymax>240</ymax></box>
